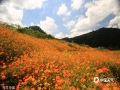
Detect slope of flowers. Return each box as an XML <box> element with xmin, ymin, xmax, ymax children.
<box><xmin>0</xmin><ymin>25</ymin><xmax>120</xmax><ymax>90</ymax></box>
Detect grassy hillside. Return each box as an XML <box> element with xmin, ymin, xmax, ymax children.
<box><xmin>0</xmin><ymin>24</ymin><xmax>120</xmax><ymax>90</ymax></box>
<box><xmin>0</xmin><ymin>21</ymin><xmax>55</xmax><ymax>39</ymax></box>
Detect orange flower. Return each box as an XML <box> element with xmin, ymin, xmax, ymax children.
<box><xmin>71</xmin><ymin>86</ymin><xmax>76</xmax><ymax>90</ymax></box>
<box><xmin>86</xmin><ymin>66</ymin><xmax>90</xmax><ymax>70</ymax></box>
<box><xmin>24</xmin><ymin>86</ymin><xmax>29</xmax><ymax>90</ymax></box>
<box><xmin>24</xmin><ymin>74</ymin><xmax>29</xmax><ymax>79</ymax></box>
<box><xmin>37</xmin><ymin>87</ymin><xmax>42</xmax><ymax>90</ymax></box>
<box><xmin>111</xmin><ymin>82</ymin><xmax>117</xmax><ymax>87</ymax></box>
<box><xmin>70</xmin><ymin>86</ymin><xmax>80</xmax><ymax>90</ymax></box>
<box><xmin>32</xmin><ymin>80</ymin><xmax>37</xmax><ymax>85</ymax></box>
<box><xmin>0</xmin><ymin>65</ymin><xmax>6</xmax><ymax>69</ymax></box>
<box><xmin>16</xmin><ymin>83</ymin><xmax>20</xmax><ymax>90</ymax></box>
<box><xmin>34</xmin><ymin>70</ymin><xmax>38</xmax><ymax>74</ymax></box>
<box><xmin>1</xmin><ymin>75</ymin><xmax>6</xmax><ymax>80</ymax></box>
<box><xmin>0</xmin><ymin>83</ymin><xmax>5</xmax><ymax>86</ymax></box>
<box><xmin>101</xmin><ymin>66</ymin><xmax>109</xmax><ymax>72</ymax></box>
<box><xmin>96</xmin><ymin>69</ymin><xmax>103</xmax><ymax>73</ymax></box>
<box><xmin>56</xmin><ymin>76</ymin><xmax>64</xmax><ymax>85</ymax></box>
<box><xmin>89</xmin><ymin>77</ymin><xmax>94</xmax><ymax>81</ymax></box>
<box><xmin>113</xmin><ymin>87</ymin><xmax>119</xmax><ymax>90</ymax></box>
<box><xmin>80</xmin><ymin>78</ymin><xmax>86</xmax><ymax>83</ymax></box>
<box><xmin>44</xmin><ymin>82</ymin><xmax>50</xmax><ymax>87</ymax></box>
<box><xmin>0</xmin><ymin>51</ymin><xmax>4</xmax><ymax>55</ymax></box>
<box><xmin>116</xmin><ymin>61</ymin><xmax>120</xmax><ymax>65</ymax></box>
<box><xmin>102</xmin><ymin>86</ymin><xmax>109</xmax><ymax>90</ymax></box>
<box><xmin>31</xmin><ymin>88</ymin><xmax>35</xmax><ymax>90</ymax></box>
<box><xmin>94</xmin><ymin>81</ymin><xmax>103</xmax><ymax>87</ymax></box>
<box><xmin>54</xmin><ymin>69</ymin><xmax>59</xmax><ymax>73</ymax></box>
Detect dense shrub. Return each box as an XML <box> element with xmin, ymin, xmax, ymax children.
<box><xmin>17</xmin><ymin>28</ymin><xmax>55</xmax><ymax>39</ymax></box>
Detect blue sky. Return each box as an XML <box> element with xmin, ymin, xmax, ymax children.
<box><xmin>0</xmin><ymin>0</ymin><xmax>120</xmax><ymax>38</ymax></box>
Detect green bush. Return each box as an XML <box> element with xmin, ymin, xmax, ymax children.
<box><xmin>17</xmin><ymin>28</ymin><xmax>55</xmax><ymax>39</ymax></box>
<box><xmin>79</xmin><ymin>44</ymin><xmax>90</xmax><ymax>47</ymax></box>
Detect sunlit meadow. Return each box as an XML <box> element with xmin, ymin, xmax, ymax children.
<box><xmin>0</xmin><ymin>25</ymin><xmax>120</xmax><ymax>90</ymax></box>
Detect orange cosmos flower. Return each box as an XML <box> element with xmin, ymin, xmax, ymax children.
<box><xmin>32</xmin><ymin>80</ymin><xmax>37</xmax><ymax>85</ymax></box>
<box><xmin>0</xmin><ymin>51</ymin><xmax>4</xmax><ymax>55</ymax></box>
<box><xmin>1</xmin><ymin>75</ymin><xmax>6</xmax><ymax>80</ymax></box>
<box><xmin>94</xmin><ymin>81</ymin><xmax>103</xmax><ymax>87</ymax></box>
<box><xmin>37</xmin><ymin>87</ymin><xmax>42</xmax><ymax>90</ymax></box>
<box><xmin>102</xmin><ymin>86</ymin><xmax>110</xmax><ymax>90</ymax></box>
<box><xmin>31</xmin><ymin>88</ymin><xmax>35</xmax><ymax>90</ymax></box>
<box><xmin>24</xmin><ymin>86</ymin><xmax>29</xmax><ymax>90</ymax></box>
<box><xmin>86</xmin><ymin>66</ymin><xmax>90</xmax><ymax>70</ymax></box>
<box><xmin>101</xmin><ymin>66</ymin><xmax>109</xmax><ymax>72</ymax></box>
<box><xmin>89</xmin><ymin>77</ymin><xmax>94</xmax><ymax>81</ymax></box>
<box><xmin>0</xmin><ymin>83</ymin><xmax>5</xmax><ymax>86</ymax></box>
<box><xmin>80</xmin><ymin>78</ymin><xmax>86</xmax><ymax>83</ymax></box>
<box><xmin>111</xmin><ymin>82</ymin><xmax>117</xmax><ymax>87</ymax></box>
<box><xmin>0</xmin><ymin>65</ymin><xmax>6</xmax><ymax>69</ymax></box>
<box><xmin>34</xmin><ymin>70</ymin><xmax>38</xmax><ymax>74</ymax></box>
<box><xmin>96</xmin><ymin>69</ymin><xmax>103</xmax><ymax>73</ymax></box>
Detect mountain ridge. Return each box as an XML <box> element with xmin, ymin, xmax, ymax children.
<box><xmin>62</xmin><ymin>27</ymin><xmax>120</xmax><ymax>50</ymax></box>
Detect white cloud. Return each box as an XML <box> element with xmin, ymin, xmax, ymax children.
<box><xmin>39</xmin><ymin>16</ymin><xmax>58</xmax><ymax>34</ymax></box>
<box><xmin>0</xmin><ymin>0</ymin><xmax>46</xmax><ymax>26</ymax></box>
<box><xmin>69</xmin><ymin>30</ymin><xmax>92</xmax><ymax>38</ymax></box>
<box><xmin>55</xmin><ymin>32</ymin><xmax>65</xmax><ymax>39</ymax></box>
<box><xmin>118</xmin><ymin>23</ymin><xmax>120</xmax><ymax>28</ymax></box>
<box><xmin>62</xmin><ymin>17</ymin><xmax>69</xmax><ymax>21</ymax></box>
<box><xmin>0</xmin><ymin>4</ymin><xmax>23</xmax><ymax>25</ymax></box>
<box><xmin>30</xmin><ymin>22</ymin><xmax>34</xmax><ymax>26</ymax></box>
<box><xmin>62</xmin><ymin>17</ymin><xmax>66</xmax><ymax>21</ymax></box>
<box><xmin>55</xmin><ymin>32</ymin><xmax>69</xmax><ymax>39</ymax></box>
<box><xmin>7</xmin><ymin>0</ymin><xmax>46</xmax><ymax>10</ymax></box>
<box><xmin>71</xmin><ymin>0</ymin><xmax>83</xmax><ymax>10</ymax></box>
<box><xmin>70</xmin><ymin>0</ymin><xmax>120</xmax><ymax>37</ymax></box>
<box><xmin>109</xmin><ymin>15</ymin><xmax>120</xmax><ymax>26</ymax></box>
<box><xmin>57</xmin><ymin>4</ymin><xmax>71</xmax><ymax>16</ymax></box>
<box><xmin>77</xmin><ymin>15</ymin><xmax>84</xmax><ymax>22</ymax></box>
<box><xmin>64</xmin><ymin>20</ymin><xmax>75</xmax><ymax>29</ymax></box>
<box><xmin>106</xmin><ymin>25</ymin><xmax>112</xmax><ymax>28</ymax></box>
<box><xmin>84</xmin><ymin>2</ymin><xmax>93</xmax><ymax>8</ymax></box>
<box><xmin>112</xmin><ymin>25</ymin><xmax>118</xmax><ymax>28</ymax></box>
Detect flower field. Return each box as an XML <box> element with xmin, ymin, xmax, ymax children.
<box><xmin>0</xmin><ymin>25</ymin><xmax>120</xmax><ymax>90</ymax></box>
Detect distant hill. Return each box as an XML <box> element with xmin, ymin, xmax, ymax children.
<box><xmin>24</xmin><ymin>26</ymin><xmax>46</xmax><ymax>34</ymax></box>
<box><xmin>29</xmin><ymin>26</ymin><xmax>46</xmax><ymax>34</ymax></box>
<box><xmin>62</xmin><ymin>28</ymin><xmax>120</xmax><ymax>50</ymax></box>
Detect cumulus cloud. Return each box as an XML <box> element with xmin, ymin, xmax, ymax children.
<box><xmin>0</xmin><ymin>0</ymin><xmax>46</xmax><ymax>26</ymax></box>
<box><xmin>55</xmin><ymin>32</ymin><xmax>68</xmax><ymax>39</ymax></box>
<box><xmin>57</xmin><ymin>4</ymin><xmax>71</xmax><ymax>16</ymax></box>
<box><xmin>55</xmin><ymin>32</ymin><xmax>65</xmax><ymax>39</ymax></box>
<box><xmin>109</xmin><ymin>15</ymin><xmax>120</xmax><ymax>26</ymax></box>
<box><xmin>106</xmin><ymin>25</ymin><xmax>112</xmax><ymax>28</ymax></box>
<box><xmin>4</xmin><ymin>0</ymin><xmax>46</xmax><ymax>10</ymax></box>
<box><xmin>118</xmin><ymin>23</ymin><xmax>120</xmax><ymax>28</ymax></box>
<box><xmin>84</xmin><ymin>2</ymin><xmax>93</xmax><ymax>8</ymax></box>
<box><xmin>70</xmin><ymin>0</ymin><xmax>120</xmax><ymax>37</ymax></box>
<box><xmin>69</xmin><ymin>30</ymin><xmax>92</xmax><ymax>38</ymax></box>
<box><xmin>71</xmin><ymin>0</ymin><xmax>83</xmax><ymax>10</ymax></box>
<box><xmin>39</xmin><ymin>16</ymin><xmax>58</xmax><ymax>34</ymax></box>
<box><xmin>112</xmin><ymin>25</ymin><xmax>118</xmax><ymax>28</ymax></box>
<box><xmin>30</xmin><ymin>22</ymin><xmax>34</xmax><ymax>26</ymax></box>
<box><xmin>0</xmin><ymin>4</ymin><xmax>23</xmax><ymax>25</ymax></box>
<box><xmin>64</xmin><ymin>20</ymin><xmax>75</xmax><ymax>29</ymax></box>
